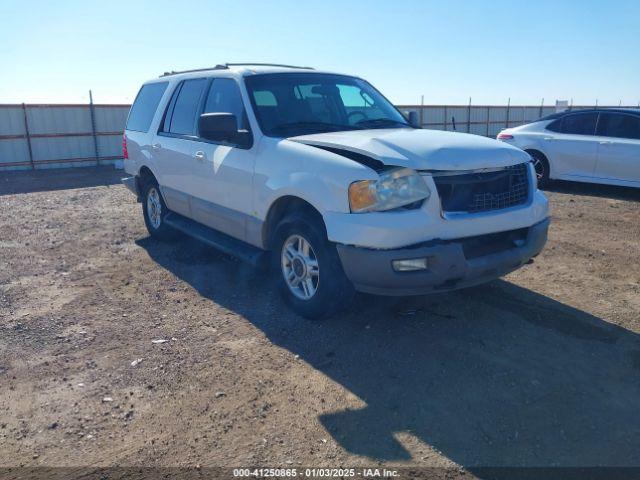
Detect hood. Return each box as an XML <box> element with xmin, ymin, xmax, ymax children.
<box><xmin>288</xmin><ymin>128</ymin><xmax>530</xmax><ymax>171</ymax></box>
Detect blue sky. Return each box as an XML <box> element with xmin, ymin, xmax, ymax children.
<box><xmin>1</xmin><ymin>0</ymin><xmax>639</xmax><ymax>105</ymax></box>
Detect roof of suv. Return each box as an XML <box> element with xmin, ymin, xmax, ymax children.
<box><xmin>152</xmin><ymin>63</ymin><xmax>349</xmax><ymax>83</ymax></box>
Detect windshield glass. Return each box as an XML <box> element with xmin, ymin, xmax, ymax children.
<box><xmin>244</xmin><ymin>73</ymin><xmax>411</xmax><ymax>137</ymax></box>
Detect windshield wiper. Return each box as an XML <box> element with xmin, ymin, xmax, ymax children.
<box><xmin>270</xmin><ymin>121</ymin><xmax>359</xmax><ymax>134</ymax></box>
<box><xmin>355</xmin><ymin>118</ymin><xmax>411</xmax><ymax>129</ymax></box>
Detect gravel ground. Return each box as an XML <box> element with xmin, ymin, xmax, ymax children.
<box><xmin>0</xmin><ymin>167</ymin><xmax>639</xmax><ymax>479</ymax></box>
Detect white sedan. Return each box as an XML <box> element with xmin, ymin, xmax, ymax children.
<box><xmin>497</xmin><ymin>109</ymin><xmax>640</xmax><ymax>188</ymax></box>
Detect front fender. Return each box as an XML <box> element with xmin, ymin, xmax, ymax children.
<box><xmin>253</xmin><ymin>137</ymin><xmax>378</xmax><ymax>221</ymax></box>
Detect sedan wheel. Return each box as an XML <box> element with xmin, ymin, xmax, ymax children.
<box><xmin>527</xmin><ymin>151</ymin><xmax>550</xmax><ymax>188</ymax></box>
<box><xmin>532</xmin><ymin>157</ymin><xmax>545</xmax><ymax>182</ymax></box>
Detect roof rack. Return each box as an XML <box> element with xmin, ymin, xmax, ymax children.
<box><xmin>160</xmin><ymin>65</ymin><xmax>227</xmax><ymax>77</ymax></box>
<box><xmin>160</xmin><ymin>63</ymin><xmax>313</xmax><ymax>77</ymax></box>
<box><xmin>224</xmin><ymin>63</ymin><xmax>314</xmax><ymax>70</ymax></box>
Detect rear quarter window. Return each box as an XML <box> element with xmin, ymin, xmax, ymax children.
<box><xmin>546</xmin><ymin>118</ymin><xmax>562</xmax><ymax>132</ymax></box>
<box><xmin>126</xmin><ymin>82</ymin><xmax>168</xmax><ymax>132</ymax></box>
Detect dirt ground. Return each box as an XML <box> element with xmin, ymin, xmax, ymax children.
<box><xmin>1</xmin><ymin>167</ymin><xmax>639</xmax><ymax>479</ymax></box>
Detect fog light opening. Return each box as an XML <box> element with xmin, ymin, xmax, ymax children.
<box><xmin>392</xmin><ymin>257</ymin><xmax>429</xmax><ymax>272</ymax></box>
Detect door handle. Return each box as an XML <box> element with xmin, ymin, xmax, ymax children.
<box><xmin>194</xmin><ymin>151</ymin><xmax>205</xmax><ymax>161</ymax></box>
<box><xmin>599</xmin><ymin>141</ymin><xmax>613</xmax><ymax>145</ymax></box>
<box><xmin>152</xmin><ymin>143</ymin><xmax>161</xmax><ymax>150</ymax></box>
<box><xmin>543</xmin><ymin>137</ymin><xmax>555</xmax><ymax>141</ymax></box>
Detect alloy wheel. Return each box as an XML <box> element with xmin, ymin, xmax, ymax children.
<box><xmin>281</xmin><ymin>234</ymin><xmax>320</xmax><ymax>300</ymax></box>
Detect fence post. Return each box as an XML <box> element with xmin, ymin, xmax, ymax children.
<box><xmin>539</xmin><ymin>98</ymin><xmax>544</xmax><ymax>119</ymax></box>
<box><xmin>21</xmin><ymin>103</ymin><xmax>35</xmax><ymax>170</ymax></box>
<box><xmin>467</xmin><ymin>97</ymin><xmax>471</xmax><ymax>133</ymax></box>
<box><xmin>485</xmin><ymin>106</ymin><xmax>490</xmax><ymax>137</ymax></box>
<box><xmin>89</xmin><ymin>90</ymin><xmax>100</xmax><ymax>165</ymax></box>
<box><xmin>420</xmin><ymin>95</ymin><xmax>424</xmax><ymax>127</ymax></box>
<box><xmin>443</xmin><ymin>105</ymin><xmax>447</xmax><ymax>131</ymax></box>
<box><xmin>505</xmin><ymin>97</ymin><xmax>510</xmax><ymax>129</ymax></box>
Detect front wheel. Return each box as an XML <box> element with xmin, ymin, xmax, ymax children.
<box><xmin>528</xmin><ymin>150</ymin><xmax>550</xmax><ymax>189</ymax></box>
<box><xmin>273</xmin><ymin>213</ymin><xmax>354</xmax><ymax>319</ymax></box>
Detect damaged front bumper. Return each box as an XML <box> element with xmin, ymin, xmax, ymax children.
<box><xmin>336</xmin><ymin>217</ymin><xmax>550</xmax><ymax>296</ymax></box>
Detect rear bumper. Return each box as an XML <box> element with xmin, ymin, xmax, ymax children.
<box><xmin>122</xmin><ymin>176</ymin><xmax>140</xmax><ymax>201</ymax></box>
<box><xmin>336</xmin><ymin>217</ymin><xmax>550</xmax><ymax>296</ymax></box>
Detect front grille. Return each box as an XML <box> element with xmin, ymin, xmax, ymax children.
<box><xmin>432</xmin><ymin>163</ymin><xmax>530</xmax><ymax>214</ymax></box>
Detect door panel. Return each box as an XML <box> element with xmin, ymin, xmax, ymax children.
<box><xmin>148</xmin><ymin>78</ymin><xmax>208</xmax><ymax>217</ymax></box>
<box><xmin>546</xmin><ymin>112</ymin><xmax>599</xmax><ymax>178</ymax></box>
<box><xmin>151</xmin><ymin>136</ymin><xmax>201</xmax><ymax>217</ymax></box>
<box><xmin>545</xmin><ymin>134</ymin><xmax>598</xmax><ymax>178</ymax></box>
<box><xmin>187</xmin><ymin>78</ymin><xmax>256</xmax><ymax>241</ymax></box>
<box><xmin>594</xmin><ymin>113</ymin><xmax>640</xmax><ymax>182</ymax></box>
<box><xmin>595</xmin><ymin>139</ymin><xmax>640</xmax><ymax>182</ymax></box>
<box><xmin>190</xmin><ymin>142</ymin><xmax>255</xmax><ymax>240</ymax></box>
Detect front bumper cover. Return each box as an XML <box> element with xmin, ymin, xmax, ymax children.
<box><xmin>336</xmin><ymin>217</ymin><xmax>550</xmax><ymax>296</ymax></box>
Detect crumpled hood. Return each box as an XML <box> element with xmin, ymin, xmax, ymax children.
<box><xmin>288</xmin><ymin>128</ymin><xmax>530</xmax><ymax>170</ymax></box>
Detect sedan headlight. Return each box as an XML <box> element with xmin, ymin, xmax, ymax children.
<box><xmin>348</xmin><ymin>167</ymin><xmax>431</xmax><ymax>213</ymax></box>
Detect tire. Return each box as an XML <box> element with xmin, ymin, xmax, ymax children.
<box><xmin>527</xmin><ymin>150</ymin><xmax>550</xmax><ymax>189</ymax></box>
<box><xmin>141</xmin><ymin>178</ymin><xmax>173</xmax><ymax>239</ymax></box>
<box><xmin>272</xmin><ymin>212</ymin><xmax>354</xmax><ymax>319</ymax></box>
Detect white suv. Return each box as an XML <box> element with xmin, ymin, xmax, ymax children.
<box><xmin>122</xmin><ymin>63</ymin><xmax>550</xmax><ymax>318</ymax></box>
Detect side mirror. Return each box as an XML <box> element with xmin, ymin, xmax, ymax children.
<box><xmin>198</xmin><ymin>113</ymin><xmax>238</xmax><ymax>142</ymax></box>
<box><xmin>408</xmin><ymin>111</ymin><xmax>420</xmax><ymax>128</ymax></box>
<box><xmin>198</xmin><ymin>113</ymin><xmax>251</xmax><ymax>148</ymax></box>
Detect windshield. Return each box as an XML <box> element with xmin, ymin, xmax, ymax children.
<box><xmin>244</xmin><ymin>73</ymin><xmax>411</xmax><ymax>137</ymax></box>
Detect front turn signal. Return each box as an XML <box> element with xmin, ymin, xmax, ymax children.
<box><xmin>348</xmin><ymin>180</ymin><xmax>377</xmax><ymax>213</ymax></box>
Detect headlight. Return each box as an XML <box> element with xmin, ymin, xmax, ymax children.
<box><xmin>348</xmin><ymin>167</ymin><xmax>431</xmax><ymax>213</ymax></box>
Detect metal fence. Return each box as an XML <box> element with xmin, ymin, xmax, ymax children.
<box><xmin>396</xmin><ymin>104</ymin><xmax>558</xmax><ymax>137</ymax></box>
<box><xmin>0</xmin><ymin>103</ymin><xmax>129</xmax><ymax>171</ymax></box>
<box><xmin>396</xmin><ymin>104</ymin><xmax>639</xmax><ymax>137</ymax></box>
<box><xmin>1</xmin><ymin>101</ymin><xmax>637</xmax><ymax>171</ymax></box>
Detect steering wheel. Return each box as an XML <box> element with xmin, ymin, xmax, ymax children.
<box><xmin>347</xmin><ymin>111</ymin><xmax>368</xmax><ymax>123</ymax></box>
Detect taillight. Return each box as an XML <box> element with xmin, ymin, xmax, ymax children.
<box><xmin>497</xmin><ymin>133</ymin><xmax>514</xmax><ymax>140</ymax></box>
<box><xmin>122</xmin><ymin>134</ymin><xmax>129</xmax><ymax>159</ymax></box>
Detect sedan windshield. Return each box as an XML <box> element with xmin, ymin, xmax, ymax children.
<box><xmin>244</xmin><ymin>73</ymin><xmax>411</xmax><ymax>137</ymax></box>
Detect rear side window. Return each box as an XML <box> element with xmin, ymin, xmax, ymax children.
<box><xmin>597</xmin><ymin>113</ymin><xmax>640</xmax><ymax>140</ymax></box>
<box><xmin>126</xmin><ymin>82</ymin><xmax>168</xmax><ymax>132</ymax></box>
<box><xmin>560</xmin><ymin>113</ymin><xmax>598</xmax><ymax>135</ymax></box>
<box><xmin>163</xmin><ymin>79</ymin><xmax>207</xmax><ymax>136</ymax></box>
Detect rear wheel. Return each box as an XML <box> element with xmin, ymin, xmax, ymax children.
<box><xmin>141</xmin><ymin>178</ymin><xmax>173</xmax><ymax>239</ymax></box>
<box><xmin>527</xmin><ymin>150</ymin><xmax>550</xmax><ymax>188</ymax></box>
<box><xmin>273</xmin><ymin>213</ymin><xmax>354</xmax><ymax>319</ymax></box>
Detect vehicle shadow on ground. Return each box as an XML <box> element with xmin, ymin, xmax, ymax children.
<box><xmin>0</xmin><ymin>166</ymin><xmax>122</xmax><ymax>195</ymax></box>
<box><xmin>543</xmin><ymin>180</ymin><xmax>640</xmax><ymax>202</ymax></box>
<box><xmin>139</xmin><ymin>236</ymin><xmax>640</xmax><ymax>477</ymax></box>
